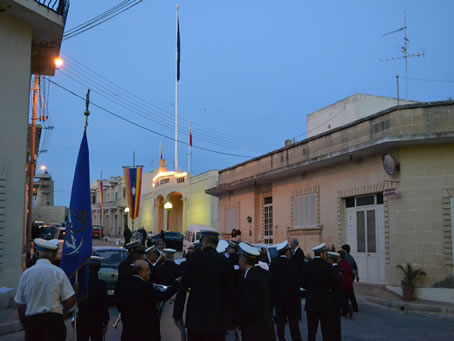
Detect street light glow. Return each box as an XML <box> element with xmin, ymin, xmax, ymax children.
<box><xmin>124</xmin><ymin>207</ymin><xmax>130</xmax><ymax>213</ymax></box>
<box><xmin>164</xmin><ymin>202</ymin><xmax>173</xmax><ymax>210</ymax></box>
<box><xmin>55</xmin><ymin>57</ymin><xmax>63</xmax><ymax>67</ymax></box>
<box><xmin>39</xmin><ymin>165</ymin><xmax>46</xmax><ymax>171</ymax></box>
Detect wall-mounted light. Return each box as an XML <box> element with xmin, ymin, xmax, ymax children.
<box><xmin>164</xmin><ymin>202</ymin><xmax>173</xmax><ymax>210</ymax></box>
<box><xmin>124</xmin><ymin>207</ymin><xmax>130</xmax><ymax>213</ymax></box>
<box><xmin>247</xmin><ymin>216</ymin><xmax>252</xmax><ymax>223</ymax></box>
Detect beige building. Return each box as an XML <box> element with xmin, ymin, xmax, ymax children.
<box><xmin>208</xmin><ymin>97</ymin><xmax>454</xmax><ymax>303</ymax></box>
<box><xmin>0</xmin><ymin>0</ymin><xmax>67</xmax><ymax>288</ymax></box>
<box><xmin>90</xmin><ymin>176</ymin><xmax>129</xmax><ymax>237</ymax></box>
<box><xmin>138</xmin><ymin>159</ymin><xmax>219</xmax><ymax>234</ymax></box>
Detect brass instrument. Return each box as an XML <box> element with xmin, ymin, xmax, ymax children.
<box><xmin>112</xmin><ymin>313</ymin><xmax>121</xmax><ymax>328</ymax></box>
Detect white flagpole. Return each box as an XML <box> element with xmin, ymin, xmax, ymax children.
<box><xmin>174</xmin><ymin>4</ymin><xmax>179</xmax><ymax>171</ymax></box>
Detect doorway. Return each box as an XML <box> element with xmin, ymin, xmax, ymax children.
<box><xmin>345</xmin><ymin>193</ymin><xmax>385</xmax><ymax>284</ymax></box>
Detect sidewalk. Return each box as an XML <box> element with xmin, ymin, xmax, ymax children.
<box><xmin>0</xmin><ymin>306</ymin><xmax>22</xmax><ymax>336</ymax></box>
<box><xmin>355</xmin><ymin>282</ymin><xmax>454</xmax><ymax>315</ymax></box>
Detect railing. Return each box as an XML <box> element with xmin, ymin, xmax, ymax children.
<box><xmin>34</xmin><ymin>0</ymin><xmax>70</xmax><ymax>18</ymax></box>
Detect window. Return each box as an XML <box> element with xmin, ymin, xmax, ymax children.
<box><xmin>123</xmin><ymin>188</ymin><xmax>126</xmax><ymax>198</ymax></box>
<box><xmin>115</xmin><ymin>192</ymin><xmax>118</xmax><ymax>200</ymax></box>
<box><xmin>92</xmin><ymin>195</ymin><xmax>96</xmax><ymax>204</ymax></box>
<box><xmin>356</xmin><ymin>195</ymin><xmax>375</xmax><ymax>206</ymax></box>
<box><xmin>264</xmin><ymin>196</ymin><xmax>273</xmax><ymax>244</ymax></box>
<box><xmin>293</xmin><ymin>193</ymin><xmax>316</xmax><ymax>228</ymax></box>
<box><xmin>177</xmin><ymin>177</ymin><xmax>185</xmax><ymax>183</ymax></box>
<box><xmin>225</xmin><ymin>207</ymin><xmax>239</xmax><ymax>232</ymax></box>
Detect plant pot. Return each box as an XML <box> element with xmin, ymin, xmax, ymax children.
<box><xmin>402</xmin><ymin>286</ymin><xmax>415</xmax><ymax>300</ymax></box>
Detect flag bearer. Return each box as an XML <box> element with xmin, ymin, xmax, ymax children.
<box><xmin>15</xmin><ymin>238</ymin><xmax>76</xmax><ymax>341</ymax></box>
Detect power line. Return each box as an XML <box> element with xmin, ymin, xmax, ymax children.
<box><xmin>48</xmin><ymin>79</ymin><xmax>254</xmax><ymax>159</ymax></box>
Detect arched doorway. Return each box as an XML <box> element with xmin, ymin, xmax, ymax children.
<box><xmin>156</xmin><ymin>195</ymin><xmax>164</xmax><ymax>232</ymax></box>
<box><xmin>166</xmin><ymin>192</ymin><xmax>183</xmax><ymax>232</ymax></box>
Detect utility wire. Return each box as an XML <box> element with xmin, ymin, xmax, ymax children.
<box><xmin>60</xmin><ymin>52</ymin><xmax>277</xmax><ymax>149</ymax></box>
<box><xmin>49</xmin><ymin>79</ymin><xmax>254</xmax><ymax>158</ymax></box>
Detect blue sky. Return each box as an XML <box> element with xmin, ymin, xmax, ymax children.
<box><xmin>38</xmin><ymin>0</ymin><xmax>454</xmax><ymax>206</ymax></box>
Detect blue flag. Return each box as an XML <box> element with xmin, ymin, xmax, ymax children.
<box><xmin>61</xmin><ymin>131</ymin><xmax>92</xmax><ymax>301</ymax></box>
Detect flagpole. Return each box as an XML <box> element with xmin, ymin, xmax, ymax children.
<box><xmin>174</xmin><ymin>4</ymin><xmax>179</xmax><ymax>171</ymax></box>
<box><xmin>100</xmin><ymin>170</ymin><xmax>103</xmax><ymax>226</ymax></box>
<box><xmin>188</xmin><ymin>119</ymin><xmax>191</xmax><ymax>174</ymax></box>
<box><xmin>73</xmin><ymin>270</ymin><xmax>78</xmax><ymax>341</ymax></box>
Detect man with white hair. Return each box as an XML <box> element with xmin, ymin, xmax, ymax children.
<box><xmin>15</xmin><ymin>238</ymin><xmax>76</xmax><ymax>341</ymax></box>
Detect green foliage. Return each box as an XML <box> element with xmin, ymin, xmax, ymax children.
<box><xmin>397</xmin><ymin>263</ymin><xmax>426</xmax><ymax>288</ymax></box>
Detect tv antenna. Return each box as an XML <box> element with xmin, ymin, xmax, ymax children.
<box><xmin>380</xmin><ymin>10</ymin><xmax>425</xmax><ymax>100</ymax></box>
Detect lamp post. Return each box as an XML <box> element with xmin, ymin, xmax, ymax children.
<box><xmin>164</xmin><ymin>201</ymin><xmax>173</xmax><ymax>231</ymax></box>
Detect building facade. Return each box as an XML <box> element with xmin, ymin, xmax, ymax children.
<box><xmin>138</xmin><ymin>160</ymin><xmax>219</xmax><ymax>234</ymax></box>
<box><xmin>0</xmin><ymin>0</ymin><xmax>68</xmax><ymax>288</ymax></box>
<box><xmin>90</xmin><ymin>176</ymin><xmax>129</xmax><ymax>237</ymax></box>
<box><xmin>208</xmin><ymin>98</ymin><xmax>454</xmax><ymax>303</ymax></box>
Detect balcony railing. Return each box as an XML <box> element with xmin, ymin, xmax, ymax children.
<box><xmin>34</xmin><ymin>0</ymin><xmax>70</xmax><ymax>18</ymax></box>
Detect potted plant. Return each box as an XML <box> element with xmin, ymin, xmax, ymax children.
<box><xmin>397</xmin><ymin>263</ymin><xmax>426</xmax><ymax>300</ymax></box>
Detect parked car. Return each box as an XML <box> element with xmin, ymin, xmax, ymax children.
<box><xmin>148</xmin><ymin>231</ymin><xmax>184</xmax><ymax>251</ymax></box>
<box><xmin>93</xmin><ymin>246</ymin><xmax>129</xmax><ymax>297</ymax></box>
<box><xmin>92</xmin><ymin>225</ymin><xmax>104</xmax><ymax>239</ymax></box>
<box><xmin>54</xmin><ymin>227</ymin><xmax>66</xmax><ymax>265</ymax></box>
<box><xmin>183</xmin><ymin>225</ymin><xmax>218</xmax><ymax>255</ymax></box>
<box><xmin>40</xmin><ymin>224</ymin><xmax>56</xmax><ymax>240</ymax></box>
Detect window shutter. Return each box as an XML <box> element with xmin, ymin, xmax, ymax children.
<box><xmin>293</xmin><ymin>193</ymin><xmax>316</xmax><ymax>228</ymax></box>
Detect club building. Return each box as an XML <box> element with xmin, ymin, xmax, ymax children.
<box><xmin>207</xmin><ymin>94</ymin><xmax>454</xmax><ymax>303</ymax></box>
<box><xmin>91</xmin><ymin>158</ymin><xmax>219</xmax><ymax>236</ymax></box>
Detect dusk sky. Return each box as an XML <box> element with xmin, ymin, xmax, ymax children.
<box><xmin>38</xmin><ymin>0</ymin><xmax>454</xmax><ymax>206</ymax></box>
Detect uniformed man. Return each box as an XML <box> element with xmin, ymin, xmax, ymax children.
<box><xmin>173</xmin><ymin>230</ymin><xmax>233</xmax><ymax>341</ymax></box>
<box><xmin>76</xmin><ymin>256</ymin><xmax>110</xmax><ymax>341</ymax></box>
<box><xmin>327</xmin><ymin>251</ymin><xmax>343</xmax><ymax>341</ymax></box>
<box><xmin>270</xmin><ymin>241</ymin><xmax>302</xmax><ymax>341</ymax></box>
<box><xmin>119</xmin><ymin>260</ymin><xmax>179</xmax><ymax>341</ymax></box>
<box><xmin>302</xmin><ymin>243</ymin><xmax>343</xmax><ymax>341</ymax></box>
<box><xmin>15</xmin><ymin>238</ymin><xmax>76</xmax><ymax>341</ymax></box>
<box><xmin>216</xmin><ymin>239</ymin><xmax>229</xmax><ymax>255</ymax></box>
<box><xmin>152</xmin><ymin>248</ymin><xmax>182</xmax><ymax>285</ymax></box>
<box><xmin>235</xmin><ymin>242</ymin><xmax>276</xmax><ymax>341</ymax></box>
<box><xmin>289</xmin><ymin>237</ymin><xmax>305</xmax><ymax>320</ymax></box>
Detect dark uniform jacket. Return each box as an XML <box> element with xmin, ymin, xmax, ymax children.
<box><xmin>119</xmin><ymin>275</ymin><xmax>179</xmax><ymax>341</ymax></box>
<box><xmin>116</xmin><ymin>255</ymin><xmax>133</xmax><ymax>311</ymax></box>
<box><xmin>77</xmin><ymin>272</ymin><xmax>109</xmax><ymax>331</ymax></box>
<box><xmin>173</xmin><ymin>246</ymin><xmax>233</xmax><ymax>334</ymax></box>
<box><xmin>292</xmin><ymin>247</ymin><xmax>306</xmax><ymax>279</ymax></box>
<box><xmin>152</xmin><ymin>260</ymin><xmax>182</xmax><ymax>286</ymax></box>
<box><xmin>236</xmin><ymin>266</ymin><xmax>276</xmax><ymax>341</ymax></box>
<box><xmin>269</xmin><ymin>256</ymin><xmax>300</xmax><ymax>315</ymax></box>
<box><xmin>302</xmin><ymin>257</ymin><xmax>343</xmax><ymax>313</ymax></box>
<box><xmin>330</xmin><ymin>264</ymin><xmax>344</xmax><ymax>313</ymax></box>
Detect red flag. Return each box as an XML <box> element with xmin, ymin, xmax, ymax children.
<box><xmin>189</xmin><ymin>128</ymin><xmax>192</xmax><ymax>147</ymax></box>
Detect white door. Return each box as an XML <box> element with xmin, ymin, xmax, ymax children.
<box><xmin>345</xmin><ymin>195</ymin><xmax>385</xmax><ymax>284</ymax></box>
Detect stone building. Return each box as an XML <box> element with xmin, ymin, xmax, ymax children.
<box><xmin>90</xmin><ymin>176</ymin><xmax>128</xmax><ymax>237</ymax></box>
<box><xmin>207</xmin><ymin>96</ymin><xmax>454</xmax><ymax>303</ymax></box>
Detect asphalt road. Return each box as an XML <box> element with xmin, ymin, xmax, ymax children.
<box><xmin>3</xmin><ymin>299</ymin><xmax>454</xmax><ymax>341</ymax></box>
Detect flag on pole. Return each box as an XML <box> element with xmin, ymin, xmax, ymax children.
<box><xmin>123</xmin><ymin>167</ymin><xmax>143</xmax><ymax>220</ymax></box>
<box><xmin>177</xmin><ymin>15</ymin><xmax>180</xmax><ymax>81</ymax></box>
<box><xmin>97</xmin><ymin>180</ymin><xmax>104</xmax><ymax>219</ymax></box>
<box><xmin>189</xmin><ymin>125</ymin><xmax>192</xmax><ymax>147</ymax></box>
<box><xmin>61</xmin><ymin>131</ymin><xmax>92</xmax><ymax>302</ymax></box>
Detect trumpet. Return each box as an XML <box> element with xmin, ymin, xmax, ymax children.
<box><xmin>112</xmin><ymin>313</ymin><xmax>121</xmax><ymax>328</ymax></box>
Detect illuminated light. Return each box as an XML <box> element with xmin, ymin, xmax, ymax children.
<box><xmin>164</xmin><ymin>202</ymin><xmax>173</xmax><ymax>210</ymax></box>
<box><xmin>152</xmin><ymin>171</ymin><xmax>188</xmax><ymax>184</ymax></box>
<box><xmin>124</xmin><ymin>207</ymin><xmax>130</xmax><ymax>213</ymax></box>
<box><xmin>55</xmin><ymin>57</ymin><xmax>63</xmax><ymax>67</ymax></box>
<box><xmin>39</xmin><ymin>165</ymin><xmax>47</xmax><ymax>171</ymax></box>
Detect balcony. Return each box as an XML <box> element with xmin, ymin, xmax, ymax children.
<box><xmin>4</xmin><ymin>0</ymin><xmax>69</xmax><ymax>75</ymax></box>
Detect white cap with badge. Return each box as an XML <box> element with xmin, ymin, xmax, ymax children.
<box><xmin>216</xmin><ymin>240</ymin><xmax>229</xmax><ymax>254</ymax></box>
<box><xmin>34</xmin><ymin>238</ymin><xmax>58</xmax><ymax>251</ymax></box>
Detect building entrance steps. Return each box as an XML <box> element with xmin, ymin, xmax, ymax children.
<box><xmin>355</xmin><ymin>282</ymin><xmax>454</xmax><ymax>314</ymax></box>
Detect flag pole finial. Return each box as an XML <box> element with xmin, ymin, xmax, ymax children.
<box><xmin>84</xmin><ymin>89</ymin><xmax>90</xmax><ymax>129</ymax></box>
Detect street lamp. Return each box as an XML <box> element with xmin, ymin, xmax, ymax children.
<box><xmin>54</xmin><ymin>57</ymin><xmax>63</xmax><ymax>68</ymax></box>
<box><xmin>39</xmin><ymin>165</ymin><xmax>46</xmax><ymax>172</ymax></box>
<box><xmin>124</xmin><ymin>207</ymin><xmax>130</xmax><ymax>213</ymax></box>
<box><xmin>164</xmin><ymin>201</ymin><xmax>173</xmax><ymax>231</ymax></box>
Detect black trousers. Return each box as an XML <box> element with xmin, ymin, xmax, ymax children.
<box><xmin>275</xmin><ymin>306</ymin><xmax>302</xmax><ymax>341</ymax></box>
<box><xmin>25</xmin><ymin>313</ymin><xmax>66</xmax><ymax>341</ymax></box>
<box><xmin>306</xmin><ymin>311</ymin><xmax>337</xmax><ymax>341</ymax></box>
<box><xmin>187</xmin><ymin>329</ymin><xmax>225</xmax><ymax>341</ymax></box>
<box><xmin>345</xmin><ymin>288</ymin><xmax>358</xmax><ymax>312</ymax></box>
<box><xmin>77</xmin><ymin>317</ymin><xmax>104</xmax><ymax>341</ymax></box>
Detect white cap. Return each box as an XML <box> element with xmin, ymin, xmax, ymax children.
<box><xmin>34</xmin><ymin>238</ymin><xmax>58</xmax><ymax>251</ymax></box>
<box><xmin>216</xmin><ymin>240</ymin><xmax>229</xmax><ymax>254</ymax></box>
<box><xmin>276</xmin><ymin>240</ymin><xmax>289</xmax><ymax>252</ymax></box>
<box><xmin>239</xmin><ymin>242</ymin><xmax>260</xmax><ymax>258</ymax></box>
<box><xmin>327</xmin><ymin>251</ymin><xmax>340</xmax><ymax>258</ymax></box>
<box><xmin>312</xmin><ymin>243</ymin><xmax>327</xmax><ymax>253</ymax></box>
<box><xmin>163</xmin><ymin>248</ymin><xmax>176</xmax><ymax>254</ymax></box>
<box><xmin>90</xmin><ymin>256</ymin><xmax>104</xmax><ymax>262</ymax></box>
